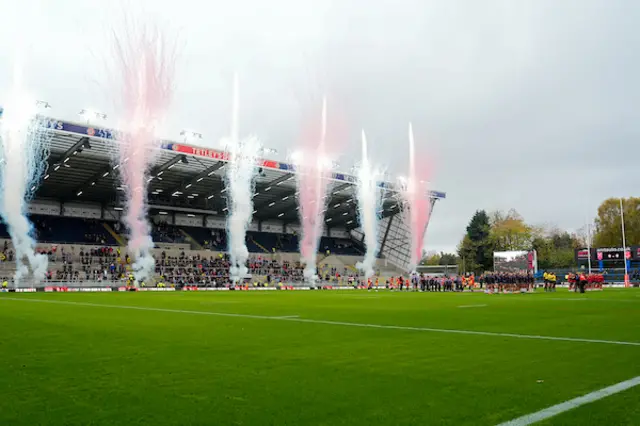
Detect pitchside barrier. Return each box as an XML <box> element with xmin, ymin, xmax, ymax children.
<box><xmin>1</xmin><ymin>280</ymin><xmax>635</xmax><ymax>294</ymax></box>
<box><xmin>0</xmin><ymin>280</ymin><xmax>375</xmax><ymax>293</ymax></box>
<box><xmin>0</xmin><ymin>286</ymin><xmax>367</xmax><ymax>292</ymax></box>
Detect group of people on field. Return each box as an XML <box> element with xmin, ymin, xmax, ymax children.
<box><xmin>567</xmin><ymin>272</ymin><xmax>604</xmax><ymax>293</ymax></box>
<box><xmin>542</xmin><ymin>271</ymin><xmax>558</xmax><ymax>292</ymax></box>
<box><xmin>360</xmin><ymin>274</ymin><xmax>477</xmax><ymax>292</ymax></box>
<box><xmin>478</xmin><ymin>271</ymin><xmax>535</xmax><ymax>292</ymax></box>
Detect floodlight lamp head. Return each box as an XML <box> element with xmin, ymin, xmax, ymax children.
<box><xmin>318</xmin><ymin>156</ymin><xmax>332</xmax><ymax>170</ymax></box>
<box><xmin>263</xmin><ymin>147</ymin><xmax>278</xmax><ymax>155</ymax></box>
<box><xmin>290</xmin><ymin>151</ymin><xmax>304</xmax><ymax>164</ymax></box>
<box><xmin>181</xmin><ymin>130</ymin><xmax>203</xmax><ymax>140</ymax></box>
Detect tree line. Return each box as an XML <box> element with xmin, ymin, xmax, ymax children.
<box><xmin>423</xmin><ymin>197</ymin><xmax>640</xmax><ymax>274</ymax></box>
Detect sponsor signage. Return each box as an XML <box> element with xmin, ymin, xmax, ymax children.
<box><xmin>2</xmin><ymin>111</ymin><xmax>445</xmax><ymax>200</ymax></box>
<box><xmin>138</xmin><ymin>287</ymin><xmax>176</xmax><ymax>292</ymax></box>
<box><xmin>577</xmin><ymin>249</ymin><xmax>590</xmax><ymax>259</ymax></box>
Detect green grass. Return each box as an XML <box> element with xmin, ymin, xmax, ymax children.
<box><xmin>1</xmin><ymin>289</ymin><xmax>639</xmax><ymax>425</ymax></box>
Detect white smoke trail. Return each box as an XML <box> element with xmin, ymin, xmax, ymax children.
<box><xmin>224</xmin><ymin>75</ymin><xmax>262</xmax><ymax>283</ymax></box>
<box><xmin>0</xmin><ymin>64</ymin><xmax>51</xmax><ymax>286</ymax></box>
<box><xmin>225</xmin><ymin>136</ymin><xmax>261</xmax><ymax>282</ymax></box>
<box><xmin>355</xmin><ymin>130</ymin><xmax>383</xmax><ymax>279</ymax></box>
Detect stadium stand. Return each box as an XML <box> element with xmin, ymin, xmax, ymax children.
<box><xmin>0</xmin><ymin>112</ymin><xmax>446</xmax><ymax>287</ymax></box>
<box><xmin>0</xmin><ymin>216</ymin><xmax>117</xmax><ymax>245</ymax></box>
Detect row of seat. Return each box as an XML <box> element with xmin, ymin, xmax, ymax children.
<box><xmin>0</xmin><ymin>215</ymin><xmax>363</xmax><ymax>256</ymax></box>
<box><xmin>0</xmin><ymin>216</ymin><xmax>118</xmax><ymax>246</ymax></box>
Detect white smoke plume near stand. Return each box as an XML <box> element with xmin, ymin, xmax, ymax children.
<box><xmin>225</xmin><ymin>137</ymin><xmax>262</xmax><ymax>282</ymax></box>
<box><xmin>112</xmin><ymin>22</ymin><xmax>176</xmax><ymax>285</ymax></box>
<box><xmin>355</xmin><ymin>130</ymin><xmax>384</xmax><ymax>279</ymax></box>
<box><xmin>293</xmin><ymin>97</ymin><xmax>337</xmax><ymax>284</ymax></box>
<box><xmin>224</xmin><ymin>74</ymin><xmax>262</xmax><ymax>282</ymax></box>
<box><xmin>0</xmin><ymin>64</ymin><xmax>51</xmax><ymax>286</ymax></box>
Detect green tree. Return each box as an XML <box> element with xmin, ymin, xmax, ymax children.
<box><xmin>457</xmin><ymin>210</ymin><xmax>493</xmax><ymax>273</ymax></box>
<box><xmin>458</xmin><ymin>235</ymin><xmax>480</xmax><ymax>273</ymax></box>
<box><xmin>424</xmin><ymin>253</ymin><xmax>441</xmax><ymax>266</ymax></box>
<box><xmin>490</xmin><ymin>209</ymin><xmax>533</xmax><ymax>251</ymax></box>
<box><xmin>533</xmin><ymin>228</ymin><xmax>579</xmax><ymax>270</ymax></box>
<box><xmin>593</xmin><ymin>197</ymin><xmax>640</xmax><ymax>247</ymax></box>
<box><xmin>439</xmin><ymin>252</ymin><xmax>458</xmax><ymax>265</ymax></box>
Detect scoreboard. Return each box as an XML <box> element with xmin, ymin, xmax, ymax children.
<box><xmin>575</xmin><ymin>247</ymin><xmax>633</xmax><ymax>262</ymax></box>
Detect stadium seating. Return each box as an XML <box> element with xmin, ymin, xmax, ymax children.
<box><xmin>0</xmin><ymin>236</ymin><xmax>403</xmax><ymax>286</ymax></box>
<box><xmin>0</xmin><ymin>215</ymin><xmax>364</xmax><ymax>256</ymax></box>
<box><xmin>0</xmin><ymin>215</ymin><xmax>118</xmax><ymax>245</ymax></box>
<box><xmin>0</xmin><ymin>214</ymin><xmax>389</xmax><ymax>286</ymax></box>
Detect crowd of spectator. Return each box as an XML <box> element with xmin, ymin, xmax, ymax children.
<box><xmin>202</xmin><ymin>229</ymin><xmax>226</xmax><ymax>250</ymax></box>
<box><xmin>152</xmin><ymin>222</ymin><xmax>185</xmax><ymax>244</ymax></box>
<box><xmin>0</xmin><ymin>240</ymin><xmax>14</xmax><ymax>262</ymax></box>
<box><xmin>32</xmin><ymin>218</ymin><xmax>53</xmax><ymax>241</ymax></box>
<box><xmin>83</xmin><ymin>219</ymin><xmax>112</xmax><ymax>244</ymax></box>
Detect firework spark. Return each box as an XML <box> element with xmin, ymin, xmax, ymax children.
<box><xmin>355</xmin><ymin>130</ymin><xmax>384</xmax><ymax>279</ymax></box>
<box><xmin>112</xmin><ymin>22</ymin><xmax>176</xmax><ymax>285</ymax></box>
<box><xmin>399</xmin><ymin>123</ymin><xmax>431</xmax><ymax>271</ymax></box>
<box><xmin>0</xmin><ymin>63</ymin><xmax>51</xmax><ymax>286</ymax></box>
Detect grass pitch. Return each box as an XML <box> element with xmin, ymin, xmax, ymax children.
<box><xmin>1</xmin><ymin>289</ymin><xmax>639</xmax><ymax>425</ymax></box>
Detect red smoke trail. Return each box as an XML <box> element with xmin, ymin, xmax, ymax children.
<box><xmin>113</xmin><ymin>23</ymin><xmax>175</xmax><ymax>284</ymax></box>
<box><xmin>294</xmin><ymin>98</ymin><xmax>344</xmax><ymax>282</ymax></box>
<box><xmin>403</xmin><ymin>123</ymin><xmax>432</xmax><ymax>270</ymax></box>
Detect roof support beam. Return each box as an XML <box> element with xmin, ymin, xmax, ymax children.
<box><xmin>71</xmin><ymin>154</ymin><xmax>187</xmax><ymax>198</ymax></box>
<box><xmin>70</xmin><ymin>165</ymin><xmax>113</xmax><ymax>197</ymax></box>
<box><xmin>148</xmin><ymin>154</ymin><xmax>188</xmax><ymax>183</ymax></box>
<box><xmin>48</xmin><ymin>136</ymin><xmax>91</xmax><ymax>174</ymax></box>
<box><xmin>167</xmin><ymin>161</ymin><xmax>225</xmax><ymax>197</ymax></box>
<box><xmin>251</xmin><ymin>173</ymin><xmax>295</xmax><ymax>212</ymax></box>
<box><xmin>378</xmin><ymin>214</ymin><xmax>395</xmax><ymax>255</ymax></box>
<box><xmin>256</xmin><ymin>172</ymin><xmax>295</xmax><ymax>192</ymax></box>
<box><xmin>53</xmin><ymin>137</ymin><xmax>91</xmax><ymax>166</ymax></box>
<box><xmin>328</xmin><ymin>182</ymin><xmax>352</xmax><ymax>196</ymax></box>
<box><xmin>254</xmin><ymin>179</ymin><xmax>353</xmax><ymax>221</ymax></box>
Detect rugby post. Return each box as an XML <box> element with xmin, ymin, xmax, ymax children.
<box><xmin>620</xmin><ymin>198</ymin><xmax>630</xmax><ymax>287</ymax></box>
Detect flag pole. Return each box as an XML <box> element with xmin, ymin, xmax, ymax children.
<box><xmin>586</xmin><ymin>222</ymin><xmax>592</xmax><ymax>275</ymax></box>
<box><xmin>620</xmin><ymin>198</ymin><xmax>629</xmax><ymax>287</ymax></box>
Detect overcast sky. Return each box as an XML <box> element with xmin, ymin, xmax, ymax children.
<box><xmin>1</xmin><ymin>0</ymin><xmax>639</xmax><ymax>252</ymax></box>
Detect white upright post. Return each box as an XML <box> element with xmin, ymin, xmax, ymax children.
<box><xmin>586</xmin><ymin>223</ymin><xmax>592</xmax><ymax>275</ymax></box>
<box><xmin>620</xmin><ymin>198</ymin><xmax>629</xmax><ymax>285</ymax></box>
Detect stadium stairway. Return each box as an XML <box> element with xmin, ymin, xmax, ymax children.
<box><xmin>103</xmin><ymin>223</ymin><xmax>126</xmax><ymax>246</ymax></box>
<box><xmin>179</xmin><ymin>229</ymin><xmax>203</xmax><ymax>251</ymax></box>
<box><xmin>250</xmin><ymin>237</ymin><xmax>270</xmax><ymax>254</ymax></box>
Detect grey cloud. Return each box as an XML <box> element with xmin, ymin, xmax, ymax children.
<box><xmin>1</xmin><ymin>0</ymin><xmax>639</xmax><ymax>252</ymax></box>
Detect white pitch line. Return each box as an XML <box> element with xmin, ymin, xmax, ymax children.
<box><xmin>1</xmin><ymin>297</ymin><xmax>640</xmax><ymax>347</ymax></box>
<box><xmin>496</xmin><ymin>376</ymin><xmax>640</xmax><ymax>426</ymax></box>
<box><xmin>458</xmin><ymin>304</ymin><xmax>487</xmax><ymax>308</ymax></box>
<box><xmin>548</xmin><ymin>298</ymin><xmax>587</xmax><ymax>301</ymax></box>
<box><xmin>274</xmin><ymin>315</ymin><xmax>299</xmax><ymax>319</ymax></box>
<box><xmin>549</xmin><ymin>298</ymin><xmax>639</xmax><ymax>303</ymax></box>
